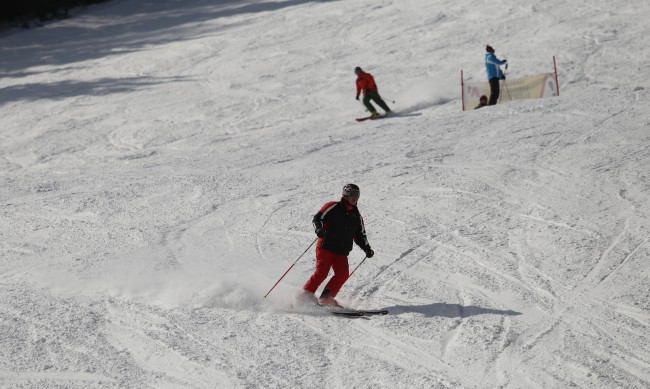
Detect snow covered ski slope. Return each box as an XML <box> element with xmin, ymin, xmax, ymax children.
<box><xmin>1</xmin><ymin>0</ymin><xmax>649</xmax><ymax>388</ymax></box>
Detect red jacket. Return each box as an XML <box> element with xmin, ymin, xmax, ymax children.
<box><xmin>356</xmin><ymin>71</ymin><xmax>378</xmax><ymax>96</ymax></box>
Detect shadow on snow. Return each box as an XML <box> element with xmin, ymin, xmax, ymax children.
<box><xmin>384</xmin><ymin>302</ymin><xmax>521</xmax><ymax>318</ymax></box>
<box><xmin>0</xmin><ymin>76</ymin><xmax>190</xmax><ymax>105</ymax></box>
<box><xmin>0</xmin><ymin>0</ymin><xmax>339</xmax><ymax>73</ymax></box>
<box><xmin>0</xmin><ymin>0</ymin><xmax>339</xmax><ymax>103</ymax></box>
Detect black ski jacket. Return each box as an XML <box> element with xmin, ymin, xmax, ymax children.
<box><xmin>312</xmin><ymin>199</ymin><xmax>370</xmax><ymax>256</ymax></box>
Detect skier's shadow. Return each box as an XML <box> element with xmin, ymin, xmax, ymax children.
<box><xmin>384</xmin><ymin>302</ymin><xmax>521</xmax><ymax>318</ymax></box>
<box><xmin>393</xmin><ymin>112</ymin><xmax>422</xmax><ymax>118</ymax></box>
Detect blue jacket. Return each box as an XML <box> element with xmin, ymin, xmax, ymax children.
<box><xmin>485</xmin><ymin>53</ymin><xmax>506</xmax><ymax>80</ymax></box>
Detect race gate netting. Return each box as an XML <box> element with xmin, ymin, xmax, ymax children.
<box><xmin>461</xmin><ymin>57</ymin><xmax>560</xmax><ymax>111</ymax></box>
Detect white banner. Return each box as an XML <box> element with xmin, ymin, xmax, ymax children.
<box><xmin>463</xmin><ymin>73</ymin><xmax>559</xmax><ymax>111</ymax></box>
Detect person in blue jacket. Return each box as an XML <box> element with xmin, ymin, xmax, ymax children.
<box><xmin>485</xmin><ymin>45</ymin><xmax>507</xmax><ymax>105</ymax></box>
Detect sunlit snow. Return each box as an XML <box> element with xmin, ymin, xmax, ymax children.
<box><xmin>1</xmin><ymin>1</ymin><xmax>649</xmax><ymax>388</ymax></box>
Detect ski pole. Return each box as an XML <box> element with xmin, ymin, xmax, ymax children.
<box><xmin>359</xmin><ymin>99</ymin><xmax>368</xmax><ymax>112</ymax></box>
<box><xmin>263</xmin><ymin>237</ymin><xmax>317</xmax><ymax>299</ymax></box>
<box><xmin>502</xmin><ymin>63</ymin><xmax>512</xmax><ymax>101</ymax></box>
<box><xmin>503</xmin><ymin>80</ymin><xmax>512</xmax><ymax>101</ymax></box>
<box><xmin>347</xmin><ymin>255</ymin><xmax>368</xmax><ymax>280</ymax></box>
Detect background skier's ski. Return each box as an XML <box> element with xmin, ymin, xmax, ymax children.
<box><xmin>355</xmin><ymin>114</ymin><xmax>388</xmax><ymax>122</ymax></box>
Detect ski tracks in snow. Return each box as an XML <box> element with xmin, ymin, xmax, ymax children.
<box><xmin>104</xmin><ymin>300</ymin><xmax>237</xmax><ymax>388</ymax></box>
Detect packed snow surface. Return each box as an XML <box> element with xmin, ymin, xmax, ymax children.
<box><xmin>1</xmin><ymin>0</ymin><xmax>649</xmax><ymax>388</ymax></box>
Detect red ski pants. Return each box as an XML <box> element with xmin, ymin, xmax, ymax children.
<box><xmin>303</xmin><ymin>246</ymin><xmax>349</xmax><ymax>298</ymax></box>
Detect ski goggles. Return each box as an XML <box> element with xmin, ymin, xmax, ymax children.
<box><xmin>343</xmin><ymin>188</ymin><xmax>360</xmax><ymax>197</ymax></box>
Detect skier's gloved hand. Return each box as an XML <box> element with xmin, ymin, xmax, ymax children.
<box><xmin>355</xmin><ymin>95</ymin><xmax>360</xmax><ymax>100</ymax></box>
<box><xmin>315</xmin><ymin>228</ymin><xmax>326</xmax><ymax>238</ymax></box>
<box><xmin>503</xmin><ymin>59</ymin><xmax>507</xmax><ymax>63</ymax></box>
<box><xmin>365</xmin><ymin>248</ymin><xmax>374</xmax><ymax>258</ymax></box>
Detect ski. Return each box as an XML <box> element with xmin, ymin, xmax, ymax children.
<box><xmin>331</xmin><ymin>309</ymin><xmax>388</xmax><ymax>317</ymax></box>
<box><xmin>317</xmin><ymin>303</ymin><xmax>388</xmax><ymax>317</ymax></box>
<box><xmin>355</xmin><ymin>114</ymin><xmax>389</xmax><ymax>122</ymax></box>
<box><xmin>328</xmin><ymin>307</ymin><xmax>389</xmax><ymax>317</ymax></box>
<box><xmin>355</xmin><ymin>309</ymin><xmax>389</xmax><ymax>316</ymax></box>
<box><xmin>331</xmin><ymin>310</ymin><xmax>365</xmax><ymax>317</ymax></box>
<box><xmin>319</xmin><ymin>303</ymin><xmax>363</xmax><ymax>317</ymax></box>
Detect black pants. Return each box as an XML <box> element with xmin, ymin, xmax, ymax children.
<box><xmin>363</xmin><ymin>92</ymin><xmax>391</xmax><ymax>113</ymax></box>
<box><xmin>488</xmin><ymin>78</ymin><xmax>500</xmax><ymax>106</ymax></box>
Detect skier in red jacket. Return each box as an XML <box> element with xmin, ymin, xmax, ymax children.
<box><xmin>355</xmin><ymin>67</ymin><xmax>391</xmax><ymax>118</ymax></box>
<box><xmin>299</xmin><ymin>184</ymin><xmax>374</xmax><ymax>307</ymax></box>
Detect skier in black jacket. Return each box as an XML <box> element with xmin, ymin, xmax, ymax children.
<box><xmin>300</xmin><ymin>184</ymin><xmax>374</xmax><ymax>307</ymax></box>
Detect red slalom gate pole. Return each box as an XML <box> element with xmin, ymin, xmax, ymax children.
<box><xmin>263</xmin><ymin>237</ymin><xmax>317</xmax><ymax>299</ymax></box>
<box><xmin>553</xmin><ymin>56</ymin><xmax>560</xmax><ymax>96</ymax></box>
<box><xmin>460</xmin><ymin>70</ymin><xmax>465</xmax><ymax>111</ymax></box>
